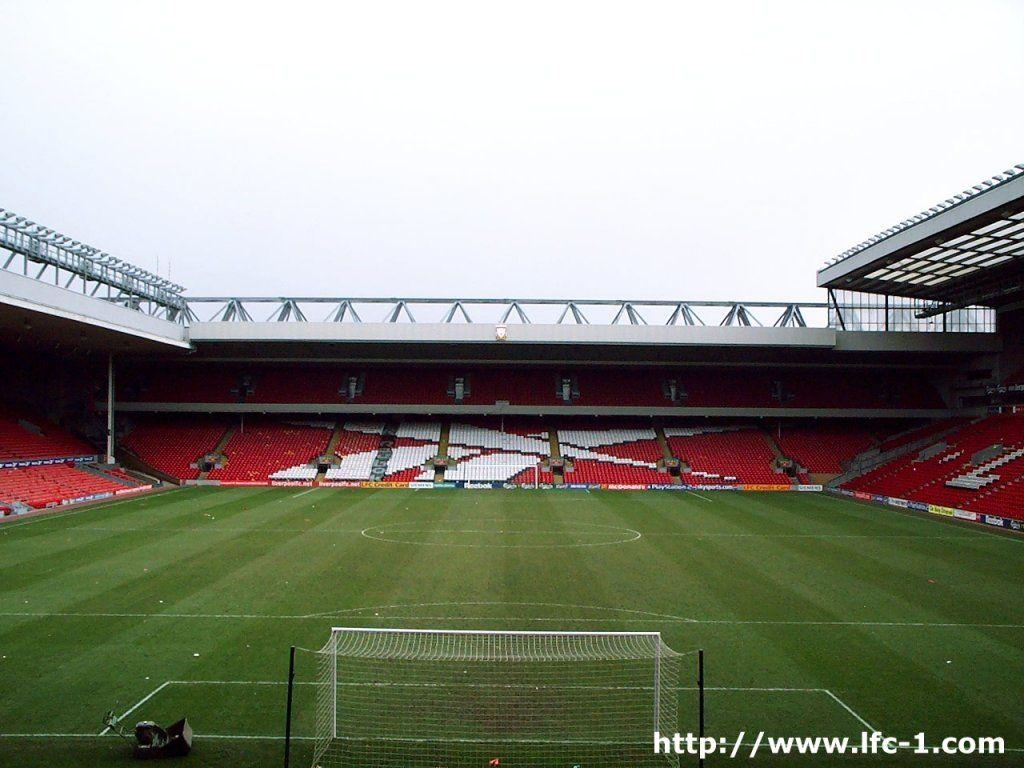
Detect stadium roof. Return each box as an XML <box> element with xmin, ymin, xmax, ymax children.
<box><xmin>0</xmin><ymin>208</ymin><xmax>186</xmax><ymax>317</ymax></box>
<box><xmin>818</xmin><ymin>164</ymin><xmax>1024</xmax><ymax>314</ymax></box>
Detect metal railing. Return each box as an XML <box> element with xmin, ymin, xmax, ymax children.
<box><xmin>183</xmin><ymin>296</ymin><xmax>830</xmax><ymax>327</ymax></box>
<box><xmin>0</xmin><ymin>209</ymin><xmax>186</xmax><ymax>320</ymax></box>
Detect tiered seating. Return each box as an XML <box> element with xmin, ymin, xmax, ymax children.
<box><xmin>359</xmin><ymin>370</ymin><xmax>452</xmax><ymax>405</ymax></box>
<box><xmin>0</xmin><ymin>408</ymin><xmax>95</xmax><ymax>461</ymax></box>
<box><xmin>444</xmin><ymin>422</ymin><xmax>550</xmax><ymax>482</ymax></box>
<box><xmin>269</xmin><ymin>465</ymin><xmax>319</xmax><ymax>482</ymax></box>
<box><xmin>843</xmin><ymin>414</ymin><xmax>1024</xmax><ymax>519</ymax></box>
<box><xmin>0</xmin><ymin>464</ymin><xmax>129</xmax><ymax>509</ymax></box>
<box><xmin>666</xmin><ymin>427</ymin><xmax>782</xmax><ymax>484</ymax></box>
<box><xmin>319</xmin><ymin>422</ymin><xmax>443</xmax><ymax>482</ymax></box>
<box><xmin>773</xmin><ymin>425</ymin><xmax>876</xmax><ymax>474</ymax></box>
<box><xmin>209</xmin><ymin>423</ymin><xmax>332</xmax><ymax>483</ymax></box>
<box><xmin>322</xmin><ymin>422</ymin><xmax>384</xmax><ymax>481</ymax></box>
<box><xmin>963</xmin><ymin>474</ymin><xmax>1024</xmax><ymax>516</ymax></box>
<box><xmin>557</xmin><ymin>427</ymin><xmax>667</xmax><ymax>484</ymax></box>
<box><xmin>247</xmin><ymin>369</ymin><xmax>350</xmax><ymax>403</ymax></box>
<box><xmin>121</xmin><ymin>370</ymin><xmax>242</xmax><ymax>403</ymax></box>
<box><xmin>875</xmin><ymin>418</ymin><xmax>969</xmax><ymax>453</ymax></box>
<box><xmin>946</xmin><ymin>447</ymin><xmax>1024</xmax><ymax>489</ymax></box>
<box><xmin>117</xmin><ymin>365</ymin><xmax>947</xmax><ymax>410</ymax></box>
<box><xmin>0</xmin><ymin>406</ymin><xmax>149</xmax><ymax>510</ymax></box>
<box><xmin>560</xmin><ymin>460</ymin><xmax>666</xmax><ymax>484</ymax></box>
<box><xmin>103</xmin><ymin>467</ymin><xmax>140</xmax><ymax>485</ymax></box>
<box><xmin>381</xmin><ymin>423</ymin><xmax>442</xmax><ymax>481</ymax></box>
<box><xmin>121</xmin><ymin>418</ymin><xmax>228</xmax><ymax>481</ymax></box>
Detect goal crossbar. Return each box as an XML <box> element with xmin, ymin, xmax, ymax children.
<box><xmin>330</xmin><ymin>627</ymin><xmax>662</xmax><ymax>636</ymax></box>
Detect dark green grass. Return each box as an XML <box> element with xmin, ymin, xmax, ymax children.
<box><xmin>0</xmin><ymin>487</ymin><xmax>1021</xmax><ymax>766</ymax></box>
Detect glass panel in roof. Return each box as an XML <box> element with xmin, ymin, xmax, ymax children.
<box><xmin>962</xmin><ymin>253</ymin><xmax>996</xmax><ymax>265</ymax></box>
<box><xmin>942</xmin><ymin>234</ymin><xmax>974</xmax><ymax>246</ymax></box>
<box><xmin>951</xmin><ymin>266</ymin><xmax>981</xmax><ymax>277</ymax></box>
<box><xmin>890</xmin><ymin>272</ymin><xmax>918</xmax><ymax>283</ymax></box>
<box><xmin>944</xmin><ymin>251</ymin><xmax>973</xmax><ymax>263</ymax></box>
<box><xmin>997</xmin><ymin>222</ymin><xmax>1024</xmax><ymax>237</ymax></box>
<box><xmin>900</xmin><ymin>260</ymin><xmax>930</xmax><ymax>272</ymax></box>
<box><xmin>978</xmin><ymin>255</ymin><xmax>1013</xmax><ymax>268</ymax></box>
<box><xmin>995</xmin><ymin>242</ymin><xmax>1024</xmax><ymax>254</ymax></box>
<box><xmin>958</xmin><ymin>237</ymin><xmax>992</xmax><ymax>249</ymax></box>
<box><xmin>975</xmin><ymin>239</ymin><xmax>1012</xmax><ymax>251</ymax></box>
<box><xmin>973</xmin><ymin>220</ymin><xmax>1011</xmax><ymax>235</ymax></box>
<box><xmin>977</xmin><ymin>221</ymin><xmax>1021</xmax><ymax>238</ymax></box>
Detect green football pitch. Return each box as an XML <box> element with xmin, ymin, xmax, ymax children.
<box><xmin>0</xmin><ymin>487</ymin><xmax>1021</xmax><ymax>767</ymax></box>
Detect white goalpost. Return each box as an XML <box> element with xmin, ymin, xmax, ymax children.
<box><xmin>311</xmin><ymin>628</ymin><xmax>682</xmax><ymax>768</ymax></box>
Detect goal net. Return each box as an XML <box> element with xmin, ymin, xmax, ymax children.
<box><xmin>311</xmin><ymin>628</ymin><xmax>682</xmax><ymax>768</ymax></box>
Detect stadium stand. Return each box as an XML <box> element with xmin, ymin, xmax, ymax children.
<box><xmin>0</xmin><ymin>408</ymin><xmax>95</xmax><ymax>461</ymax></box>
<box><xmin>320</xmin><ymin>422</ymin><xmax>384</xmax><ymax>481</ymax></box>
<box><xmin>0</xmin><ymin>464</ymin><xmax>138</xmax><ymax>509</ymax></box>
<box><xmin>380</xmin><ymin>422</ymin><xmax>442</xmax><ymax>481</ymax></box>
<box><xmin>875</xmin><ymin>418</ymin><xmax>970</xmax><ymax>453</ymax></box>
<box><xmin>115</xmin><ymin>365</ymin><xmax>947</xmax><ymax>410</ymax></box>
<box><xmin>841</xmin><ymin>413</ymin><xmax>1024</xmax><ymax>519</ymax></box>
<box><xmin>444</xmin><ymin>421</ymin><xmax>550</xmax><ymax>483</ymax></box>
<box><xmin>120</xmin><ymin>418</ymin><xmax>229</xmax><ymax>481</ymax></box>
<box><xmin>121</xmin><ymin>369</ymin><xmax>243</xmax><ymax>404</ymax></box>
<box><xmin>557</xmin><ymin>426</ymin><xmax>668</xmax><ymax>484</ymax></box>
<box><xmin>666</xmin><ymin>426</ymin><xmax>783</xmax><ymax>485</ymax></box>
<box><xmin>772</xmin><ymin>424</ymin><xmax>877</xmax><ymax>474</ymax></box>
<box><xmin>208</xmin><ymin>422</ymin><xmax>332</xmax><ymax>483</ymax></box>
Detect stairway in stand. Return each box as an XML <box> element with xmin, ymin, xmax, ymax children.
<box><xmin>316</xmin><ymin>423</ymin><xmax>345</xmax><ymax>483</ymax></box>
<box><xmin>370</xmin><ymin>421</ymin><xmax>400</xmax><ymax>481</ymax></box>
<box><xmin>548</xmin><ymin>429</ymin><xmax>563</xmax><ymax>486</ymax></box>
<box><xmin>76</xmin><ymin>462</ymin><xmax>139</xmax><ymax>488</ymax></box>
<box><xmin>654</xmin><ymin>426</ymin><xmax>682</xmax><ymax>484</ymax></box>
<box><xmin>434</xmin><ymin>422</ymin><xmax>451</xmax><ymax>483</ymax></box>
<box><xmin>198</xmin><ymin>425</ymin><xmax>235</xmax><ymax>480</ymax></box>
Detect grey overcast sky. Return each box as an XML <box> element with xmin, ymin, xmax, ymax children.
<box><xmin>1</xmin><ymin>1</ymin><xmax>1022</xmax><ymax>305</ymax></box>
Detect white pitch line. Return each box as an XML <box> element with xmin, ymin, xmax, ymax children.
<box><xmin>18</xmin><ymin>526</ymin><xmax>991</xmax><ymax>540</ymax></box>
<box><xmin>8</xmin><ymin>681</ymin><xmax>1019</xmax><ymax>755</ymax></box>
<box><xmin>0</xmin><ymin>495</ymin><xmax>153</xmax><ymax>532</ymax></box>
<box><xmin>98</xmin><ymin>681</ymin><xmax>172</xmax><ymax>735</ymax></box>
<box><xmin>320</xmin><ymin>614</ymin><xmax>1024</xmax><ymax>629</ymax></box>
<box><xmin>2</xmin><ymin>610</ymin><xmax>1023</xmax><ymax>629</ymax></box>
<box><xmin>165</xmin><ymin>679</ymin><xmax>826</xmax><ymax>692</ymax></box>
<box><xmin>291</xmin><ymin>488</ymin><xmax>318</xmax><ymax>498</ymax></box>
<box><xmin>0</xmin><ymin>733</ymin><xmax>316</xmax><ymax>740</ymax></box>
<box><xmin>686</xmin><ymin>490</ymin><xmax>713</xmax><ymax>502</ymax></box>
<box><xmin>3</xmin><ymin>733</ymin><xmax>1021</xmax><ymax>751</ymax></box>
<box><xmin>823</xmin><ymin>689</ymin><xmax>878</xmax><ymax>732</ymax></box>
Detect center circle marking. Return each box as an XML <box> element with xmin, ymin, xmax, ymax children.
<box><xmin>360</xmin><ymin>519</ymin><xmax>641</xmax><ymax>548</ymax></box>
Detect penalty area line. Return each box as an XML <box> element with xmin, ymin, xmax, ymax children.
<box><xmin>98</xmin><ymin>681</ymin><xmax>172</xmax><ymax>735</ymax></box>
<box><xmin>2</xmin><ymin>732</ymin><xmax>315</xmax><ymax>741</ymax></box>
<box><xmin>823</xmin><ymin>689</ymin><xmax>877</xmax><ymax>732</ymax></box>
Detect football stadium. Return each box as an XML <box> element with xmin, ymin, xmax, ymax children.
<box><xmin>2</xmin><ymin>164</ymin><xmax>1024</xmax><ymax>767</ymax></box>
<box><xmin>3</xmin><ymin>5</ymin><xmax>1024</xmax><ymax>767</ymax></box>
